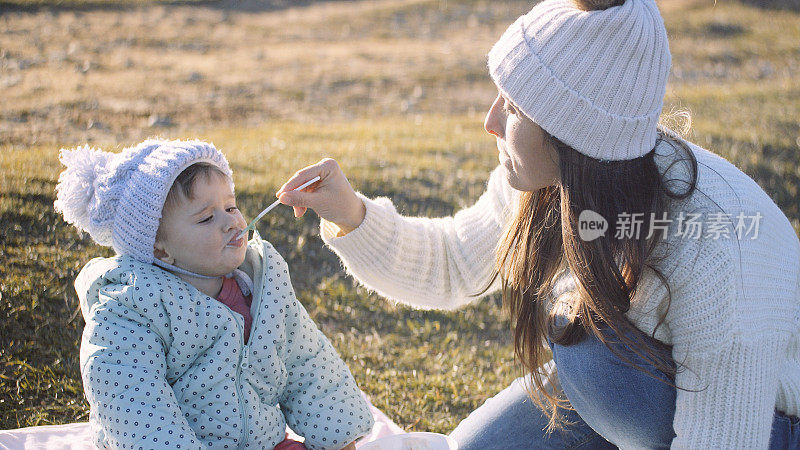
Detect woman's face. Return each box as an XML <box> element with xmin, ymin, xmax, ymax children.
<box><xmin>484</xmin><ymin>93</ymin><xmax>560</xmax><ymax>191</ymax></box>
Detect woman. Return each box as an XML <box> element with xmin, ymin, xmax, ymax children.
<box><xmin>277</xmin><ymin>0</ymin><xmax>800</xmax><ymax>447</ymax></box>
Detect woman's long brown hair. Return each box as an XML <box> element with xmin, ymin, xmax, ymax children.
<box><xmin>493</xmin><ymin>127</ymin><xmax>698</xmax><ymax>432</ymax></box>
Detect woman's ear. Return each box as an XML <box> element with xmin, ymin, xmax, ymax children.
<box><xmin>153</xmin><ymin>240</ymin><xmax>174</xmax><ymax>264</ymax></box>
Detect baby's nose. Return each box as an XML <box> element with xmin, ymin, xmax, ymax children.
<box><xmin>225</xmin><ymin>213</ymin><xmax>244</xmax><ymax>230</ymax></box>
<box><xmin>236</xmin><ymin>213</ymin><xmax>247</xmax><ymax>229</ymax></box>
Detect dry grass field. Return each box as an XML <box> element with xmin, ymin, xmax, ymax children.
<box><xmin>1</xmin><ymin>0</ymin><xmax>799</xmax><ymax>433</ymax></box>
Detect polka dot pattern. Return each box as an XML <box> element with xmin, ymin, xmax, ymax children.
<box><xmin>76</xmin><ymin>238</ymin><xmax>374</xmax><ymax>449</ymax></box>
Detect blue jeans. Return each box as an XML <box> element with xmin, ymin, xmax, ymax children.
<box><xmin>450</xmin><ymin>320</ymin><xmax>800</xmax><ymax>449</ymax></box>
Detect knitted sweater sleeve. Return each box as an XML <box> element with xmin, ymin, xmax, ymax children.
<box><xmin>666</xmin><ymin>236</ymin><xmax>787</xmax><ymax>449</ymax></box>
<box><xmin>320</xmin><ymin>166</ymin><xmax>514</xmax><ymax>310</ymax></box>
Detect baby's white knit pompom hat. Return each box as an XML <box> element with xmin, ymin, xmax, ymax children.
<box><xmin>487</xmin><ymin>0</ymin><xmax>671</xmax><ymax>161</ymax></box>
<box><xmin>54</xmin><ymin>139</ymin><xmax>233</xmax><ymax>263</ymax></box>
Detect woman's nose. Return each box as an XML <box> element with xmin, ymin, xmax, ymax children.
<box><xmin>484</xmin><ymin>94</ymin><xmax>504</xmax><ymax>139</ymax></box>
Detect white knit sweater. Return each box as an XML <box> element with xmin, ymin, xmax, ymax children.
<box><xmin>320</xmin><ymin>139</ymin><xmax>800</xmax><ymax>449</ymax></box>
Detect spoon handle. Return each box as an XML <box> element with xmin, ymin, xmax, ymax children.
<box><xmin>238</xmin><ymin>175</ymin><xmax>321</xmax><ymax>239</ymax></box>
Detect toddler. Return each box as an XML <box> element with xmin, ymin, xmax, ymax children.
<box><xmin>54</xmin><ymin>139</ymin><xmax>373</xmax><ymax>449</ymax></box>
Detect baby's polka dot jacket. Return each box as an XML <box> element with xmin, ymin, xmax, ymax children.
<box><xmin>75</xmin><ymin>235</ymin><xmax>373</xmax><ymax>449</ymax></box>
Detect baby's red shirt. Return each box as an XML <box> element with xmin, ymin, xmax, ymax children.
<box><xmin>216</xmin><ymin>276</ymin><xmax>253</xmax><ymax>343</ymax></box>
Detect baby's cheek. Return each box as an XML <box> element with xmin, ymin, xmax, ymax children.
<box><xmin>236</xmin><ymin>245</ymin><xmax>248</xmax><ymax>261</ymax></box>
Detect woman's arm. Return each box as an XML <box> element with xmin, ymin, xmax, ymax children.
<box><xmin>278</xmin><ymin>160</ymin><xmax>516</xmax><ymax>310</ymax></box>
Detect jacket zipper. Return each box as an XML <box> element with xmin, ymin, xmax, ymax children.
<box><xmin>233</xmin><ymin>236</ymin><xmax>266</xmax><ymax>449</ymax></box>
<box><xmin>230</xmin><ymin>310</ymin><xmax>248</xmax><ymax>449</ymax></box>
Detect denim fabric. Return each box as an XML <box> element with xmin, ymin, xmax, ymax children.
<box><xmin>549</xmin><ymin>320</ymin><xmax>677</xmax><ymax>449</ymax></box>
<box><xmin>449</xmin><ymin>375</ymin><xmax>617</xmax><ymax>449</ymax></box>
<box><xmin>450</xmin><ymin>317</ymin><xmax>800</xmax><ymax>449</ymax></box>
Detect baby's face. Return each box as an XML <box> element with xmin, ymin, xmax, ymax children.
<box><xmin>155</xmin><ymin>173</ymin><xmax>248</xmax><ymax>277</ymax></box>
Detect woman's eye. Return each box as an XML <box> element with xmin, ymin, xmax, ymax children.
<box><xmin>226</xmin><ymin>206</ymin><xmax>238</xmax><ymax>213</ymax></box>
<box><xmin>504</xmin><ymin>101</ymin><xmax>518</xmax><ymax>115</ymax></box>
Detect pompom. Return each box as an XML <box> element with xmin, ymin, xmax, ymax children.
<box><xmin>573</xmin><ymin>0</ymin><xmax>625</xmax><ymax>11</ymax></box>
<box><xmin>54</xmin><ymin>145</ymin><xmax>114</xmax><ymax>243</ymax></box>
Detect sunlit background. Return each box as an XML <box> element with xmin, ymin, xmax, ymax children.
<box><xmin>1</xmin><ymin>0</ymin><xmax>798</xmax><ymax>431</ymax></box>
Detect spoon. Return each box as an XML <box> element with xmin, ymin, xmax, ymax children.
<box><xmin>237</xmin><ymin>175</ymin><xmax>321</xmax><ymax>240</ymax></box>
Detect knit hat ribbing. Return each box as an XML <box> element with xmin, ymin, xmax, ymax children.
<box><xmin>487</xmin><ymin>0</ymin><xmax>671</xmax><ymax>161</ymax></box>
<box><xmin>55</xmin><ymin>139</ymin><xmax>233</xmax><ymax>264</ymax></box>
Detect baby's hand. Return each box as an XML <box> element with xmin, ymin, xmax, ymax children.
<box><xmin>277</xmin><ymin>158</ymin><xmax>366</xmax><ymax>234</ymax></box>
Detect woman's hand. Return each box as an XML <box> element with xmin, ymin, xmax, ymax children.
<box><xmin>277</xmin><ymin>158</ymin><xmax>366</xmax><ymax>234</ymax></box>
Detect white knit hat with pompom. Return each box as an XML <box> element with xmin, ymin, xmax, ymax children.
<box><xmin>487</xmin><ymin>0</ymin><xmax>671</xmax><ymax>161</ymax></box>
<box><xmin>54</xmin><ymin>139</ymin><xmax>233</xmax><ymax>264</ymax></box>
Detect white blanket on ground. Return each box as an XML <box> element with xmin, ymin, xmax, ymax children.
<box><xmin>0</xmin><ymin>392</ymin><xmax>404</xmax><ymax>449</ymax></box>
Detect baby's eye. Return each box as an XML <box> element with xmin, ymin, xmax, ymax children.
<box><xmin>226</xmin><ymin>206</ymin><xmax>238</xmax><ymax>212</ymax></box>
<box><xmin>198</xmin><ymin>216</ymin><xmax>213</xmax><ymax>224</ymax></box>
